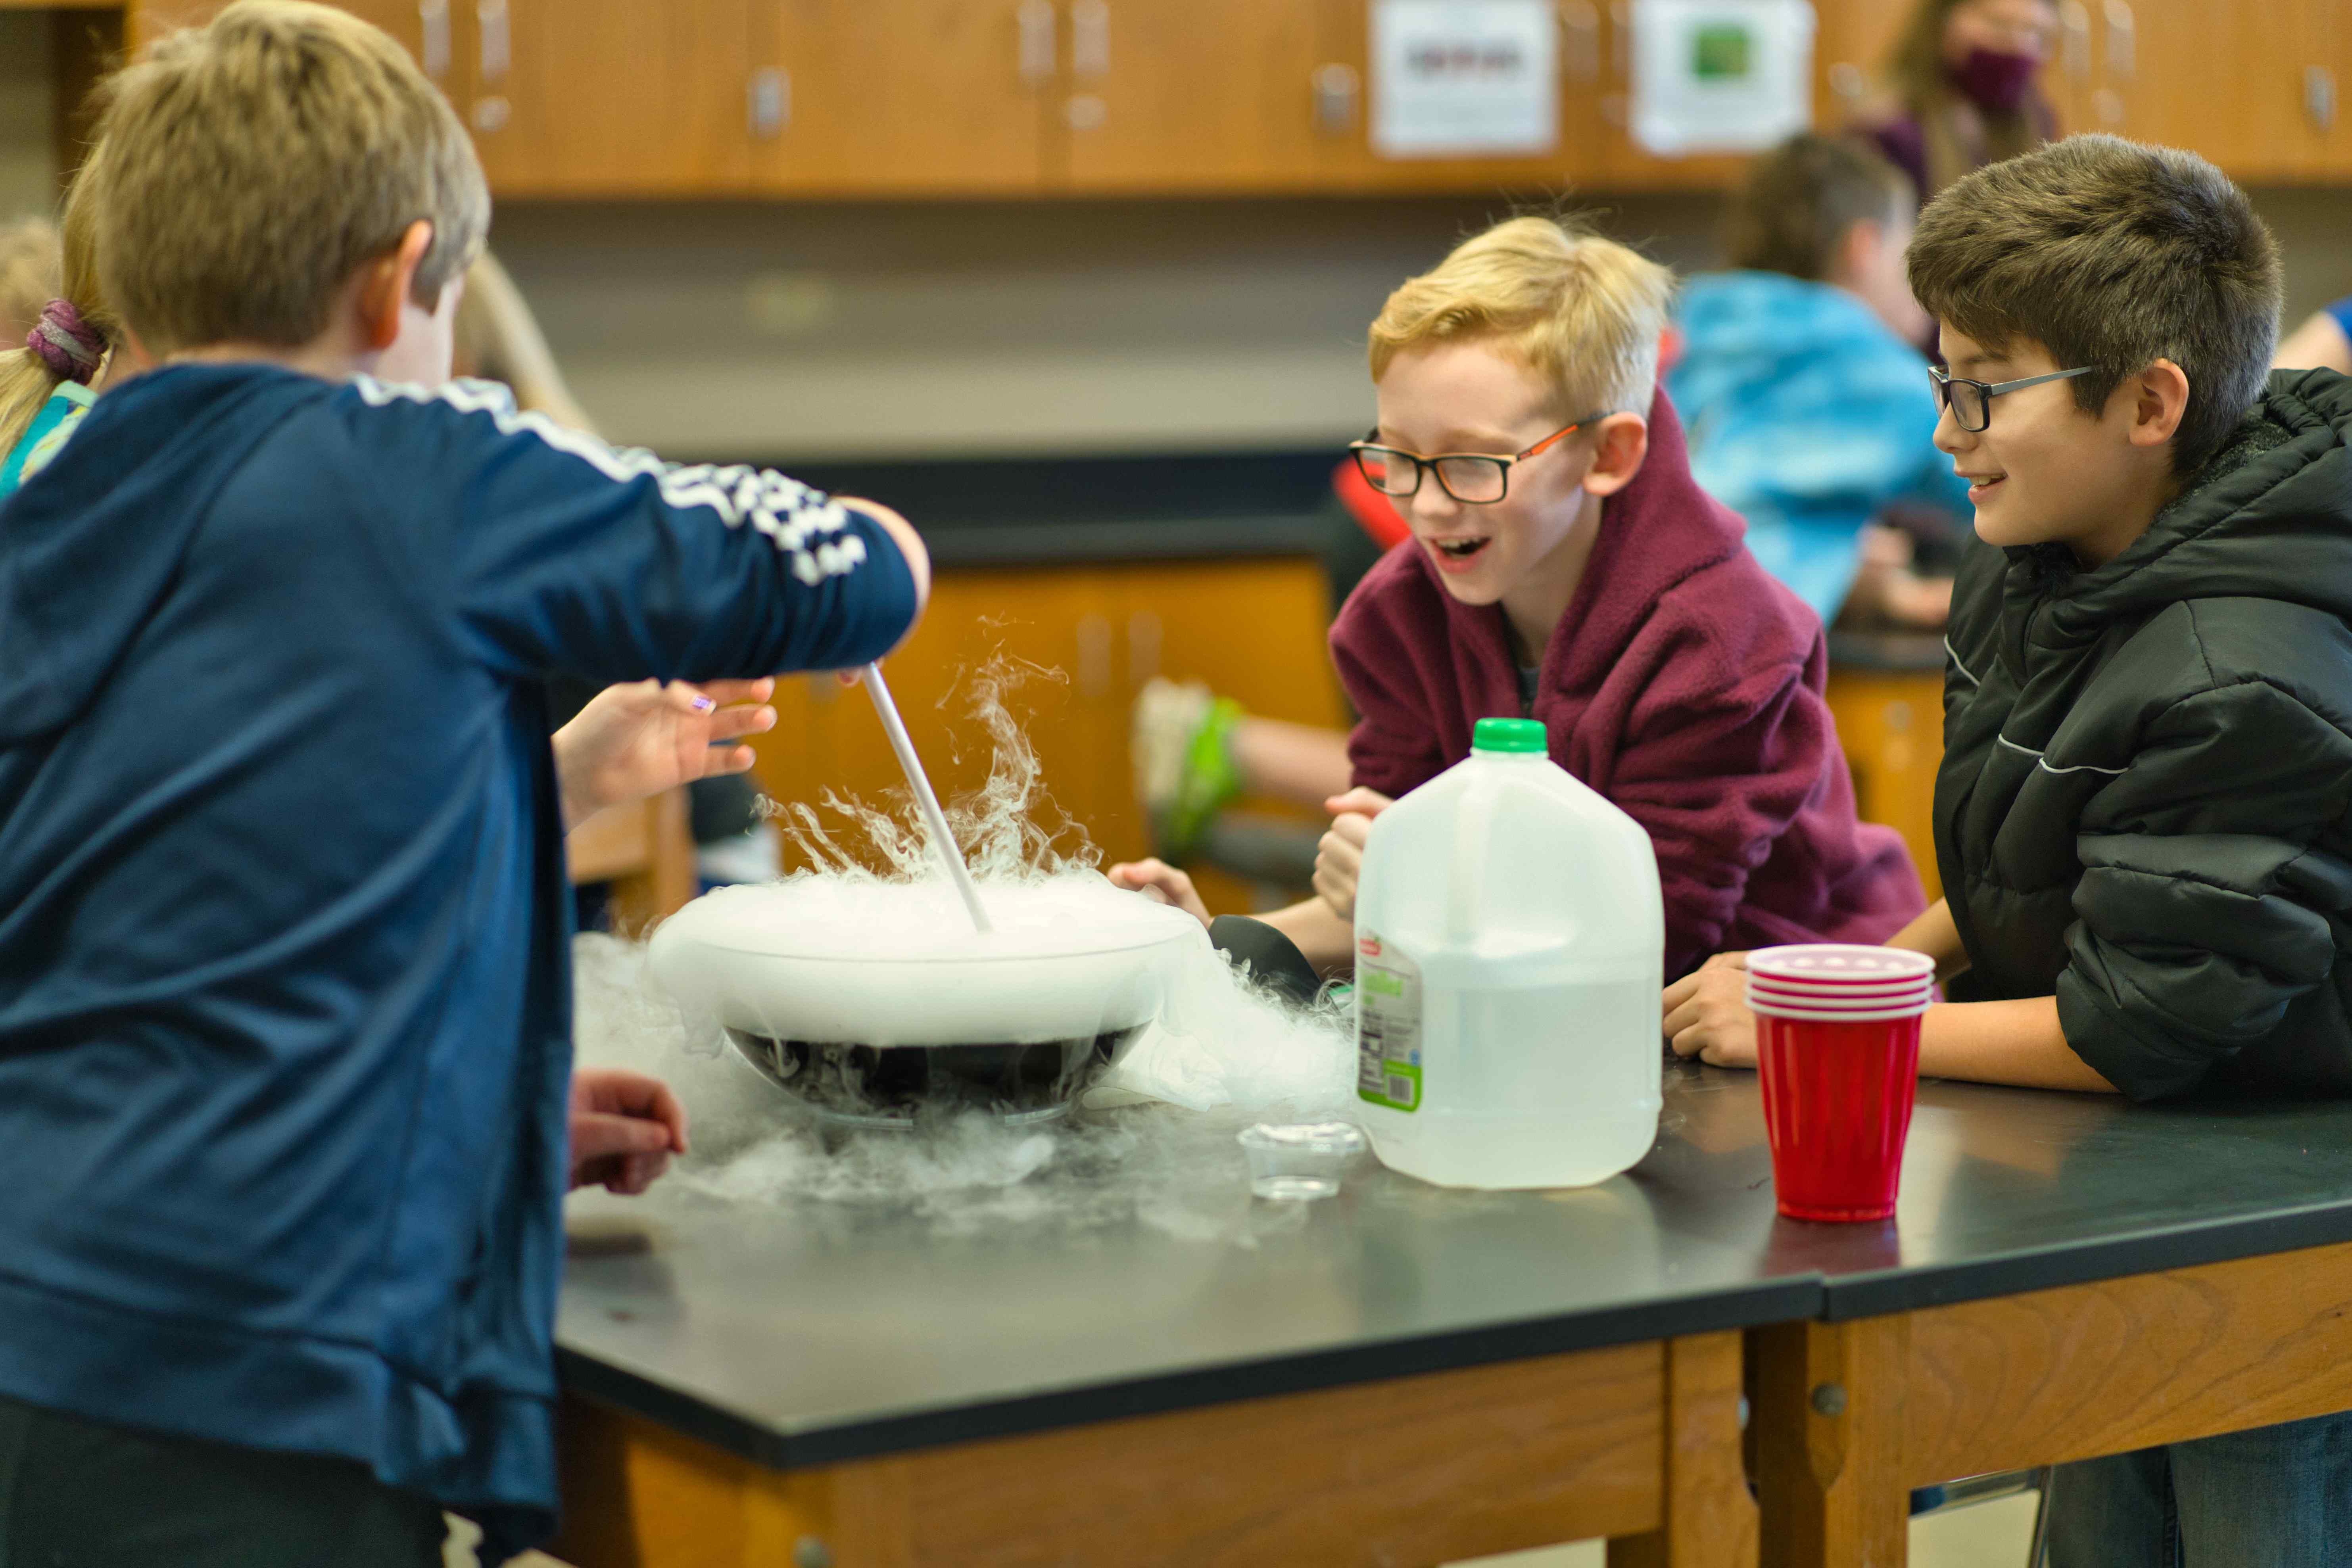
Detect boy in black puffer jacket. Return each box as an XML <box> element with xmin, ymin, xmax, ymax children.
<box><xmin>1664</xmin><ymin>131</ymin><xmax>2352</xmax><ymax>1565</ymax></box>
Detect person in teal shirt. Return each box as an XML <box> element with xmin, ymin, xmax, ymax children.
<box><xmin>1667</xmin><ymin>133</ymin><xmax>1968</xmax><ymax>627</ymax></box>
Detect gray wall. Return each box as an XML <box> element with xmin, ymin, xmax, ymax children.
<box><xmin>2</xmin><ymin>35</ymin><xmax>2348</xmax><ymax>463</ymax></box>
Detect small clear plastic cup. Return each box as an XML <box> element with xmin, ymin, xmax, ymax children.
<box><xmin>1237</xmin><ymin>1121</ymin><xmax>1366</xmax><ymax>1201</ymax></box>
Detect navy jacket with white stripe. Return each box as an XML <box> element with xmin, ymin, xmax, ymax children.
<box><xmin>0</xmin><ymin>363</ymin><xmax>918</xmax><ymax>1556</ymax></box>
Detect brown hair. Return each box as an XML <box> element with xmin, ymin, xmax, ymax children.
<box><xmin>1723</xmin><ymin>134</ymin><xmax>1913</xmax><ymax>282</ymax></box>
<box><xmin>1908</xmin><ymin>134</ymin><xmax>2281</xmax><ymax>474</ymax></box>
<box><xmin>1886</xmin><ymin>0</ymin><xmax>2047</xmax><ymax>195</ymax></box>
<box><xmin>0</xmin><ymin>150</ymin><xmax>119</xmax><ymax>459</ymax></box>
<box><xmin>1368</xmin><ymin>216</ymin><xmax>1675</xmax><ymax>417</ymax></box>
<box><xmin>89</xmin><ymin>0</ymin><xmax>488</xmax><ymax>359</ymax></box>
<box><xmin>0</xmin><ymin>216</ymin><xmax>61</xmax><ymax>347</ymax></box>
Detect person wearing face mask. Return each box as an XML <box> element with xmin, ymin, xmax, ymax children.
<box><xmin>1859</xmin><ymin>0</ymin><xmax>2059</xmax><ymax>203</ymax></box>
<box><xmin>1667</xmin><ymin>133</ymin><xmax>1969</xmax><ymax>629</ymax></box>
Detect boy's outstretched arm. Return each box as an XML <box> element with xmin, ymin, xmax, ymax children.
<box><xmin>1917</xmin><ymin>997</ymin><xmax>2116</xmax><ymax>1092</ymax></box>
<box><xmin>356</xmin><ymin>379</ymin><xmax>927</xmax><ymax>686</ymax></box>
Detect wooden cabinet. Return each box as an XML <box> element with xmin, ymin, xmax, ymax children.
<box><xmin>1824</xmin><ymin>663</ymin><xmax>1943</xmax><ymax>902</ymax></box>
<box><xmin>110</xmin><ymin>1</ymin><xmax>2352</xmax><ymax>204</ymax></box>
<box><xmin>745</xmin><ymin>557</ymin><xmax>1345</xmax><ymax>880</ymax></box>
<box><xmin>1058</xmin><ymin>0</ymin><xmax>1331</xmax><ymax>192</ymax></box>
<box><xmin>459</xmin><ymin>0</ymin><xmax>756</xmax><ymax>196</ymax></box>
<box><xmin>751</xmin><ymin>0</ymin><xmax>1054</xmax><ymax>196</ymax></box>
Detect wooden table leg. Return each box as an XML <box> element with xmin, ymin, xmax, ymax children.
<box><xmin>1751</xmin><ymin>1319</ymin><xmax>1909</xmax><ymax>1568</ymax></box>
<box><xmin>1608</xmin><ymin>1331</ymin><xmax>1760</xmax><ymax>1568</ymax></box>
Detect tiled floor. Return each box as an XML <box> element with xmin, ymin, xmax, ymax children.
<box><xmin>465</xmin><ymin>1491</ymin><xmax>2040</xmax><ymax>1567</ymax></box>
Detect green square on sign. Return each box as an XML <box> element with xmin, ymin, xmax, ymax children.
<box><xmin>1692</xmin><ymin>23</ymin><xmax>1751</xmax><ymax>79</ymax></box>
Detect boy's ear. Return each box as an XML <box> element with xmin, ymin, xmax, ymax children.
<box><xmin>354</xmin><ymin>219</ymin><xmax>437</xmax><ymax>353</ymax></box>
<box><xmin>2126</xmin><ymin>358</ymin><xmax>2192</xmax><ymax>452</ymax></box>
<box><xmin>1832</xmin><ymin>219</ymin><xmax>1881</xmax><ymax>287</ymax></box>
<box><xmin>1581</xmin><ymin>412</ymin><xmax>1650</xmax><ymax>499</ymax></box>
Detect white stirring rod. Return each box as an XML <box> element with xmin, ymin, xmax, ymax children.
<box><xmin>860</xmin><ymin>662</ymin><xmax>993</xmax><ymax>934</ymax></box>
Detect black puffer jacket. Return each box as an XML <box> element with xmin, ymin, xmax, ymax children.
<box><xmin>1937</xmin><ymin>368</ymin><xmax>2352</xmax><ymax>1101</ymax></box>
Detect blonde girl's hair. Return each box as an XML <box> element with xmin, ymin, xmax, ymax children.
<box><xmin>88</xmin><ymin>0</ymin><xmax>488</xmax><ymax>359</ymax></box>
<box><xmin>453</xmin><ymin>251</ymin><xmax>601</xmax><ymax>436</ymax></box>
<box><xmin>0</xmin><ymin>216</ymin><xmax>62</xmax><ymax>345</ymax></box>
<box><xmin>1367</xmin><ymin>216</ymin><xmax>1675</xmax><ymax>418</ymax></box>
<box><xmin>0</xmin><ymin>148</ymin><xmax>119</xmax><ymax>461</ymax></box>
<box><xmin>1886</xmin><ymin>0</ymin><xmax>2047</xmax><ymax>196</ymax></box>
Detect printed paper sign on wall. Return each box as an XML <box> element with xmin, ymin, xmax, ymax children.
<box><xmin>1371</xmin><ymin>0</ymin><xmax>1560</xmax><ymax>158</ymax></box>
<box><xmin>1631</xmin><ymin>0</ymin><xmax>1815</xmax><ymax>155</ymax></box>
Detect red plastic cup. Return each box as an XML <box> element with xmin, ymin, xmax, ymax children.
<box><xmin>1746</xmin><ymin>945</ymin><xmax>1932</xmax><ymax>1223</ymax></box>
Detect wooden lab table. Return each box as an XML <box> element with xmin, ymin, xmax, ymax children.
<box><xmin>1636</xmin><ymin>1062</ymin><xmax>2352</xmax><ymax>1568</ymax></box>
<box><xmin>548</xmin><ymin>1073</ymin><xmax>1827</xmax><ymax>1568</ymax></box>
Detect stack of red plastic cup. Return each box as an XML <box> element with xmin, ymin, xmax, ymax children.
<box><xmin>1745</xmin><ymin>945</ymin><xmax>1937</xmax><ymax>1223</ymax></box>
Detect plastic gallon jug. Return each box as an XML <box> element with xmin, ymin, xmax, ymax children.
<box><xmin>1353</xmin><ymin>717</ymin><xmax>1665</xmax><ymax>1188</ymax></box>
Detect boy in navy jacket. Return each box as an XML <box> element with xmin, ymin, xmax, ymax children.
<box><xmin>0</xmin><ymin>4</ymin><xmax>928</xmax><ymax>1560</ymax></box>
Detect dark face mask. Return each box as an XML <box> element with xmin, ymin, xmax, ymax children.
<box><xmin>1949</xmin><ymin>46</ymin><xmax>2041</xmax><ymax>113</ymax></box>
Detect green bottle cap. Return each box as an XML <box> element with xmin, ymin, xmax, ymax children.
<box><xmin>1471</xmin><ymin>716</ymin><xmax>1546</xmax><ymax>754</ymax></box>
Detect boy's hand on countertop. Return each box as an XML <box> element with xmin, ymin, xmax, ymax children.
<box><xmin>570</xmin><ymin>1068</ymin><xmax>689</xmax><ymax>1196</ymax></box>
<box><xmin>1313</xmin><ymin>788</ymin><xmax>1394</xmax><ymax>922</ymax></box>
<box><xmin>1662</xmin><ymin>952</ymin><xmax>1757</xmax><ymax>1069</ymax></box>
<box><xmin>1108</xmin><ymin>858</ymin><xmax>1211</xmax><ymax>928</ymax></box>
<box><xmin>553</xmin><ymin>678</ymin><xmax>778</xmax><ymax>831</ymax></box>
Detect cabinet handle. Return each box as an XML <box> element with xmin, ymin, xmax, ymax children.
<box><xmin>476</xmin><ymin>0</ymin><xmax>509</xmax><ymax>84</ymax></box>
<box><xmin>2310</xmin><ymin>64</ymin><xmax>2338</xmax><ymax>132</ymax></box>
<box><xmin>2102</xmin><ymin>0</ymin><xmax>2133</xmax><ymax>81</ymax></box>
<box><xmin>1125</xmin><ymin>612</ymin><xmax>1160</xmax><ymax>689</ymax></box>
<box><xmin>1827</xmin><ymin>60</ymin><xmax>1865</xmax><ymax>105</ymax></box>
<box><xmin>471</xmin><ymin>95</ymin><xmax>510</xmax><ymax>132</ymax></box>
<box><xmin>1070</xmin><ymin>0</ymin><xmax>1110</xmax><ymax>80</ymax></box>
<box><xmin>418</xmin><ymin>0</ymin><xmax>449</xmax><ymax>79</ymax></box>
<box><xmin>749</xmin><ymin>67</ymin><xmax>789</xmax><ymax>138</ymax></box>
<box><xmin>2059</xmin><ymin>0</ymin><xmax>2090</xmax><ymax>80</ymax></box>
<box><xmin>1017</xmin><ymin>0</ymin><xmax>1056</xmax><ymax>86</ymax></box>
<box><xmin>1312</xmin><ymin>62</ymin><xmax>1359</xmax><ymax>133</ymax></box>
<box><xmin>1065</xmin><ymin>93</ymin><xmax>1106</xmax><ymax>130</ymax></box>
<box><xmin>1076</xmin><ymin>614</ymin><xmax>1113</xmax><ymax>698</ymax></box>
<box><xmin>1559</xmin><ymin>0</ymin><xmax>1599</xmax><ymax>86</ymax></box>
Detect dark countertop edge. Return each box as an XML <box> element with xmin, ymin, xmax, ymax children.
<box><xmin>1820</xmin><ymin>1199</ymin><xmax>2352</xmax><ymax>1321</ymax></box>
<box><xmin>556</xmin><ymin>1274</ymin><xmax>1822</xmax><ymax>1472</ymax></box>
<box><xmin>1824</xmin><ymin>629</ymin><xmax>1948</xmax><ymax>674</ymax></box>
<box><xmin>925</xmin><ymin>516</ymin><xmax>1332</xmax><ymax>568</ymax></box>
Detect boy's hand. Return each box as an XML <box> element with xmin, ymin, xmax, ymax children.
<box><xmin>1107</xmin><ymin>858</ymin><xmax>1211</xmax><ymax>928</ymax></box>
<box><xmin>1313</xmin><ymin>788</ymin><xmax>1394</xmax><ymax>922</ymax></box>
<box><xmin>570</xmin><ymin>1067</ymin><xmax>689</xmax><ymax>1195</ymax></box>
<box><xmin>1662</xmin><ymin>952</ymin><xmax>1759</xmax><ymax>1069</ymax></box>
<box><xmin>553</xmin><ymin>678</ymin><xmax>778</xmax><ymax>831</ymax></box>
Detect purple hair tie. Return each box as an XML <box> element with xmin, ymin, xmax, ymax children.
<box><xmin>26</xmin><ymin>299</ymin><xmax>104</xmax><ymax>386</ymax></box>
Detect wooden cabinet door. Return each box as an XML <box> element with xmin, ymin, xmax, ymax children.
<box><xmin>453</xmin><ymin>0</ymin><xmax>755</xmax><ymax>196</ymax></box>
<box><xmin>1591</xmin><ymin>0</ymin><xmax>1748</xmax><ymax>190</ymax></box>
<box><xmin>749</xmin><ymin>0</ymin><xmax>1054</xmax><ymax>196</ymax></box>
<box><xmin>1306</xmin><ymin>0</ymin><xmax>1614</xmax><ymax>193</ymax></box>
<box><xmin>1058</xmin><ymin>0</ymin><xmax>1328</xmax><ymax>193</ymax></box>
<box><xmin>1812</xmin><ymin>0</ymin><xmax>1909</xmax><ymax>130</ymax></box>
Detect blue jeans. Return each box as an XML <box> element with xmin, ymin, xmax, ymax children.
<box><xmin>2046</xmin><ymin>1410</ymin><xmax>2352</xmax><ymax>1567</ymax></box>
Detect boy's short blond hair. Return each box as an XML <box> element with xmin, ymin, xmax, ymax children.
<box><xmin>1368</xmin><ymin>217</ymin><xmax>1675</xmax><ymax>418</ymax></box>
<box><xmin>91</xmin><ymin>0</ymin><xmax>488</xmax><ymax>357</ymax></box>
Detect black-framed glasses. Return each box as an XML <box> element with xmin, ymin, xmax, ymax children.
<box><xmin>1349</xmin><ymin>416</ymin><xmax>1601</xmax><ymax>505</ymax></box>
<box><xmin>1929</xmin><ymin>364</ymin><xmax>2096</xmax><ymax>432</ymax></box>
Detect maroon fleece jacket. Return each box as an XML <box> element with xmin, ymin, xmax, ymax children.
<box><xmin>1329</xmin><ymin>389</ymin><xmax>1925</xmax><ymax>978</ymax></box>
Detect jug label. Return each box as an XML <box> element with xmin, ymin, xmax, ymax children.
<box><xmin>1357</xmin><ymin>935</ymin><xmax>1421</xmax><ymax>1113</ymax></box>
